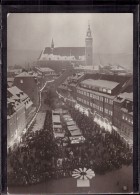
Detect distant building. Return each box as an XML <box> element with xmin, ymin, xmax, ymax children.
<box><xmin>38</xmin><ymin>24</ymin><xmax>93</xmax><ymax>67</ymax></box>
<box><xmin>7</xmin><ymin>68</ymin><xmax>23</xmax><ymax>78</ymax></box>
<box><xmin>13</xmin><ymin>72</ymin><xmax>39</xmax><ymax>106</ymax></box>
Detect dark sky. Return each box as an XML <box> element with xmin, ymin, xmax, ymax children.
<box><xmin>7</xmin><ymin>13</ymin><xmax>133</xmax><ymax>54</ymax></box>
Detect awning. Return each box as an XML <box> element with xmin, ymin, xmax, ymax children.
<box><xmin>68</xmin><ymin>125</ymin><xmax>79</xmax><ymax>131</ymax></box>
<box><xmin>70</xmin><ymin>129</ymin><xmax>82</xmax><ymax>136</ymax></box>
<box><xmin>66</xmin><ymin>120</ymin><xmax>76</xmax><ymax>126</ymax></box>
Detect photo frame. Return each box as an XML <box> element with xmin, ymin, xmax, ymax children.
<box><xmin>1</xmin><ymin>0</ymin><xmax>139</xmax><ymax>194</ymax></box>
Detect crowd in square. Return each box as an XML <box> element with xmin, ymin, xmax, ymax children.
<box><xmin>7</xmin><ymin>105</ymin><xmax>132</xmax><ymax>186</ymax></box>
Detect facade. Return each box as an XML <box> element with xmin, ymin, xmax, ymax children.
<box><xmin>7</xmin><ymin>86</ymin><xmax>34</xmax><ymax>146</ymax></box>
<box><xmin>72</xmin><ymin>74</ymin><xmax>133</xmax><ymax>146</ymax></box>
<box><xmin>7</xmin><ymin>91</ymin><xmax>26</xmax><ymax>146</ymax></box>
<box><xmin>38</xmin><ymin>24</ymin><xmax>93</xmax><ymax>67</ymax></box>
<box><xmin>13</xmin><ymin>72</ymin><xmax>39</xmax><ymax>106</ymax></box>
<box><xmin>113</xmin><ymin>92</ymin><xmax>133</xmax><ymax>146</ymax></box>
<box><xmin>76</xmin><ymin>79</ymin><xmax>118</xmax><ymax>132</ymax></box>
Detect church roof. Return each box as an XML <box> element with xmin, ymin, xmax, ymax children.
<box><xmin>43</xmin><ymin>47</ymin><xmax>85</xmax><ymax>57</ymax></box>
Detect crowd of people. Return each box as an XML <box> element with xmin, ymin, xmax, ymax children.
<box><xmin>8</xmin><ymin>104</ymin><xmax>132</xmax><ymax>186</ymax></box>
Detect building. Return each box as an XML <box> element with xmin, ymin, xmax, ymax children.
<box><xmin>38</xmin><ymin>24</ymin><xmax>93</xmax><ymax>67</ymax></box>
<box><xmin>35</xmin><ymin>67</ymin><xmax>56</xmax><ymax>81</ymax></box>
<box><xmin>76</xmin><ymin>79</ymin><xmax>120</xmax><ymax>132</ymax></box>
<box><xmin>7</xmin><ymin>86</ymin><xmax>35</xmax><ymax>147</ymax></box>
<box><xmin>113</xmin><ymin>92</ymin><xmax>133</xmax><ymax>147</ymax></box>
<box><xmin>13</xmin><ymin>72</ymin><xmax>40</xmax><ymax>106</ymax></box>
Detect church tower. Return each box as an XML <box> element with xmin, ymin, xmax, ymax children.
<box><xmin>51</xmin><ymin>38</ymin><xmax>54</xmax><ymax>53</ymax></box>
<box><xmin>85</xmin><ymin>24</ymin><xmax>93</xmax><ymax>66</ymax></box>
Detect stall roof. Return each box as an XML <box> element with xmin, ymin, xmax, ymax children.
<box><xmin>66</xmin><ymin>120</ymin><xmax>76</xmax><ymax>126</ymax></box>
<box><xmin>53</xmin><ymin>124</ymin><xmax>62</xmax><ymax>128</ymax></box>
<box><xmin>68</xmin><ymin>125</ymin><xmax>79</xmax><ymax>131</ymax></box>
<box><xmin>70</xmin><ymin>129</ymin><xmax>82</xmax><ymax>136</ymax></box>
<box><xmin>54</xmin><ymin>132</ymin><xmax>65</xmax><ymax>138</ymax></box>
<box><xmin>52</xmin><ymin>115</ymin><xmax>61</xmax><ymax>123</ymax></box>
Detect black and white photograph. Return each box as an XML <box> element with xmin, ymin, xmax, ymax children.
<box><xmin>7</xmin><ymin>13</ymin><xmax>134</xmax><ymax>193</ymax></box>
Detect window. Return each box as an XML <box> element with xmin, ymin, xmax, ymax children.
<box><xmin>100</xmin><ymin>96</ymin><xmax>103</xmax><ymax>101</ymax></box>
<box><xmin>99</xmin><ymin>87</ymin><xmax>102</xmax><ymax>92</ymax></box>
<box><xmin>122</xmin><ymin>115</ymin><xmax>125</xmax><ymax>120</ymax></box>
<box><xmin>87</xmin><ymin>92</ymin><xmax>89</xmax><ymax>97</ymax></box>
<box><xmin>90</xmin><ymin>93</ymin><xmax>92</xmax><ymax>98</ymax></box>
<box><xmin>103</xmin><ymin>88</ymin><xmax>106</xmax><ymax>92</ymax></box>
<box><xmin>105</xmin><ymin>108</ymin><xmax>108</xmax><ymax>114</ymax></box>
<box><xmin>108</xmin><ymin>89</ymin><xmax>111</xmax><ymax>94</ymax></box>
<box><xmin>84</xmin><ymin>91</ymin><xmax>86</xmax><ymax>96</ymax></box>
<box><xmin>20</xmin><ymin>79</ymin><xmax>23</xmax><ymax>84</ymax></box>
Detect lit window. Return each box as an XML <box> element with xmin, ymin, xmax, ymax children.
<box><xmin>20</xmin><ymin>79</ymin><xmax>23</xmax><ymax>84</ymax></box>
<box><xmin>108</xmin><ymin>89</ymin><xmax>111</xmax><ymax>94</ymax></box>
<box><xmin>122</xmin><ymin>115</ymin><xmax>125</xmax><ymax>119</ymax></box>
<box><xmin>103</xmin><ymin>88</ymin><xmax>106</xmax><ymax>92</ymax></box>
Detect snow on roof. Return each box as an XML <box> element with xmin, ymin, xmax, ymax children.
<box><xmin>70</xmin><ymin>129</ymin><xmax>82</xmax><ymax>136</ymax></box>
<box><xmin>52</xmin><ymin>115</ymin><xmax>61</xmax><ymax>123</ymax></box>
<box><xmin>68</xmin><ymin>125</ymin><xmax>79</xmax><ymax>131</ymax></box>
<box><xmin>81</xmin><ymin>79</ymin><xmax>119</xmax><ymax>90</ymax></box>
<box><xmin>66</xmin><ymin>121</ymin><xmax>76</xmax><ymax>126</ymax></box>
<box><xmin>119</xmin><ymin>92</ymin><xmax>133</xmax><ymax>101</ymax></box>
<box><xmin>7</xmin><ymin>78</ymin><xmax>14</xmax><ymax>82</ymax></box>
<box><xmin>8</xmin><ymin>86</ymin><xmax>28</xmax><ymax>99</ymax></box>
<box><xmin>37</xmin><ymin>67</ymin><xmax>54</xmax><ymax>72</ymax></box>
<box><xmin>15</xmin><ymin>72</ymin><xmax>37</xmax><ymax>77</ymax></box>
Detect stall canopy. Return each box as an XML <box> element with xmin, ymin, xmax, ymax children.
<box><xmin>54</xmin><ymin>132</ymin><xmax>65</xmax><ymax>138</ymax></box>
<box><xmin>53</xmin><ymin>124</ymin><xmax>62</xmax><ymax>129</ymax></box>
<box><xmin>66</xmin><ymin>120</ymin><xmax>76</xmax><ymax>126</ymax></box>
<box><xmin>70</xmin><ymin>129</ymin><xmax>82</xmax><ymax>136</ymax></box>
<box><xmin>52</xmin><ymin>115</ymin><xmax>61</xmax><ymax>123</ymax></box>
<box><xmin>68</xmin><ymin>125</ymin><xmax>79</xmax><ymax>131</ymax></box>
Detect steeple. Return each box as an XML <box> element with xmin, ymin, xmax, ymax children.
<box><xmin>51</xmin><ymin>38</ymin><xmax>54</xmax><ymax>49</ymax></box>
<box><xmin>86</xmin><ymin>23</ymin><xmax>92</xmax><ymax>38</ymax></box>
<box><xmin>85</xmin><ymin>22</ymin><xmax>93</xmax><ymax>66</ymax></box>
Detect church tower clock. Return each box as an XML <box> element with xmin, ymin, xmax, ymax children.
<box><xmin>85</xmin><ymin>24</ymin><xmax>93</xmax><ymax>66</ymax></box>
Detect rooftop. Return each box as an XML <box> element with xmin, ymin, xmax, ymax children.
<box><xmin>8</xmin><ymin>86</ymin><xmax>28</xmax><ymax>100</ymax></box>
<box><xmin>119</xmin><ymin>92</ymin><xmax>133</xmax><ymax>101</ymax></box>
<box><xmin>37</xmin><ymin>67</ymin><xmax>54</xmax><ymax>72</ymax></box>
<box><xmin>81</xmin><ymin>79</ymin><xmax>119</xmax><ymax>90</ymax></box>
<box><xmin>15</xmin><ymin>72</ymin><xmax>37</xmax><ymax>77</ymax></box>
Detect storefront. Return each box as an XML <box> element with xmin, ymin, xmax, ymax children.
<box><xmin>94</xmin><ymin>113</ymin><xmax>112</xmax><ymax>133</ymax></box>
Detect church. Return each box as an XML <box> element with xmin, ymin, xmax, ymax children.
<box><xmin>38</xmin><ymin>24</ymin><xmax>93</xmax><ymax>66</ymax></box>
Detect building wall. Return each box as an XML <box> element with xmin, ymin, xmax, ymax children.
<box><xmin>14</xmin><ymin>77</ymin><xmax>39</xmax><ymax>106</ymax></box>
<box><xmin>85</xmin><ymin>38</ymin><xmax>93</xmax><ymax>66</ymax></box>
<box><xmin>120</xmin><ymin>111</ymin><xmax>133</xmax><ymax>140</ymax></box>
<box><xmin>113</xmin><ymin>101</ymin><xmax>122</xmax><ymax>129</ymax></box>
<box><xmin>7</xmin><ymin>104</ymin><xmax>26</xmax><ymax>146</ymax></box>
